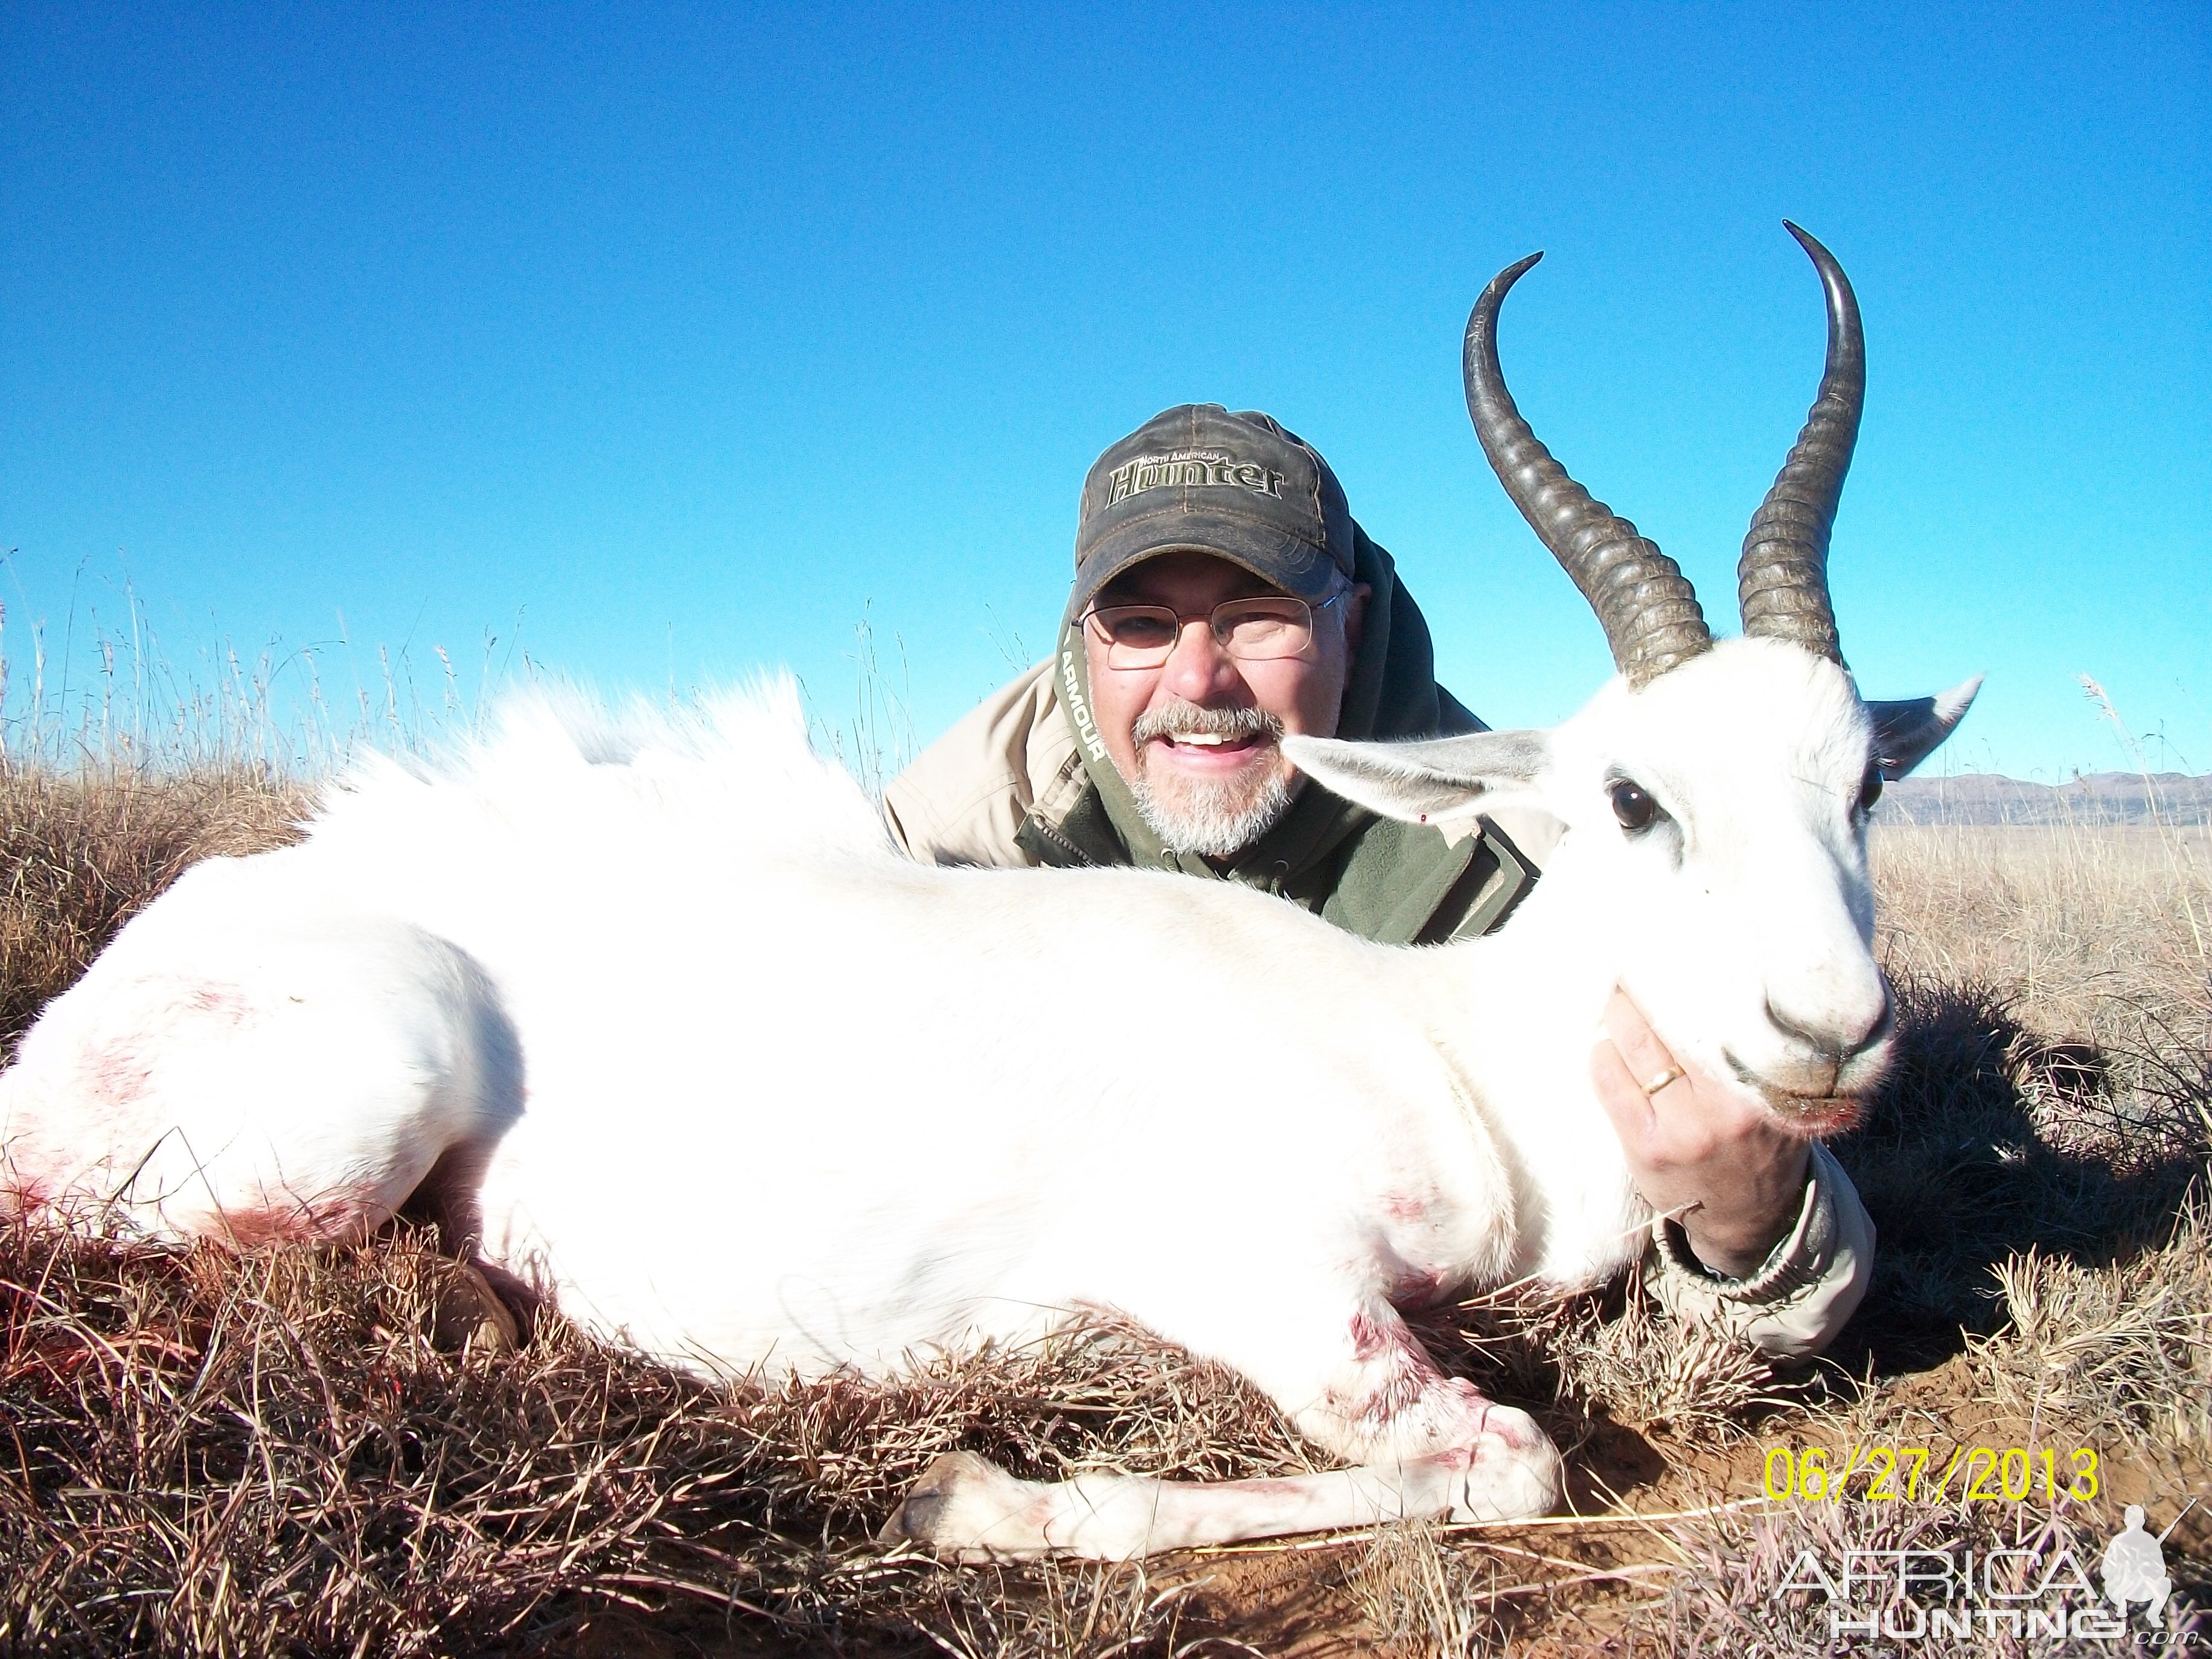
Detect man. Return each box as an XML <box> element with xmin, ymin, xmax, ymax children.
<box><xmin>884</xmin><ymin>404</ymin><xmax>1872</xmax><ymax>1359</ymax></box>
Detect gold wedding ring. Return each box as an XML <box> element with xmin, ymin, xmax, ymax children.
<box><xmin>1641</xmin><ymin>1064</ymin><xmax>1686</xmax><ymax>1096</ymax></box>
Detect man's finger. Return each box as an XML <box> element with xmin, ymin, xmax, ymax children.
<box><xmin>1590</xmin><ymin>1032</ymin><xmax>1658</xmax><ymax>1153</ymax></box>
<box><xmin>1602</xmin><ymin>989</ymin><xmax>1682</xmax><ymax>1095</ymax></box>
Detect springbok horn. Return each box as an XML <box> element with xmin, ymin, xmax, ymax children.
<box><xmin>1737</xmin><ymin>223</ymin><xmax>1861</xmax><ymax>664</ymax></box>
<box><xmin>1463</xmin><ymin>254</ymin><xmax>1712</xmax><ymax>689</ymax></box>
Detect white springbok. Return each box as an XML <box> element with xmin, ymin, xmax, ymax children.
<box><xmin>1</xmin><ymin>226</ymin><xmax>1973</xmax><ymax>1559</ymax></box>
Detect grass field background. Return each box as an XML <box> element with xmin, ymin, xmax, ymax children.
<box><xmin>1</xmin><ymin>659</ymin><xmax>2206</xmax><ymax>1654</ymax></box>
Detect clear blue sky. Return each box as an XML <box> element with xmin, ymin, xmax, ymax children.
<box><xmin>4</xmin><ymin>3</ymin><xmax>2205</xmax><ymax>781</ymax></box>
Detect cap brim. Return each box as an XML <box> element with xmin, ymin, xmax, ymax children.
<box><xmin>1064</xmin><ymin>510</ymin><xmax>1338</xmax><ymax>631</ymax></box>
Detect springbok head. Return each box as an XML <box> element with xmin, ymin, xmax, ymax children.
<box><xmin>1288</xmin><ymin>225</ymin><xmax>1978</xmax><ymax>1130</ymax></box>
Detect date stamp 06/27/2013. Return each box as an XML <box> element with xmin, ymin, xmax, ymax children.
<box><xmin>1759</xmin><ymin>1444</ymin><xmax>2103</xmax><ymax>1505</ymax></box>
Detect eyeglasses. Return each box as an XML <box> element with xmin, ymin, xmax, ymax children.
<box><xmin>1084</xmin><ymin>590</ymin><xmax>1344</xmax><ymax>670</ymax></box>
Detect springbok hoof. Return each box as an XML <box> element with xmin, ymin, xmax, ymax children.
<box><xmin>430</xmin><ymin>1259</ymin><xmax>521</xmax><ymax>1358</ymax></box>
<box><xmin>1446</xmin><ymin>1404</ymin><xmax>1564</xmax><ymax>1522</ymax></box>
<box><xmin>877</xmin><ymin>1450</ymin><xmax>1047</xmax><ymax>1559</ymax></box>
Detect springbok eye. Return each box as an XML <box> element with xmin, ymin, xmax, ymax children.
<box><xmin>1608</xmin><ymin>779</ymin><xmax>1659</xmax><ymax>832</ymax></box>
<box><xmin>1858</xmin><ymin>761</ymin><xmax>1884</xmax><ymax>816</ymax></box>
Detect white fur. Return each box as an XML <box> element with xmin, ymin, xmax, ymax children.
<box><xmin>0</xmin><ymin>642</ymin><xmax>1961</xmax><ymax>1558</ymax></box>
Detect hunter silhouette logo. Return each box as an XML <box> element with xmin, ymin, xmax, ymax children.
<box><xmin>2101</xmin><ymin>1504</ymin><xmax>2177</xmax><ymax>1622</ymax></box>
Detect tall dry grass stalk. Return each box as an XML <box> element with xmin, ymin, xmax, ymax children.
<box><xmin>0</xmin><ymin>570</ymin><xmax>521</xmax><ymax>778</ymax></box>
<box><xmin>2080</xmin><ymin>673</ymin><xmax>2211</xmax><ymax>961</ymax></box>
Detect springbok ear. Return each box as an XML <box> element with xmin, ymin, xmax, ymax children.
<box><xmin>1866</xmin><ymin>675</ymin><xmax>1983</xmax><ymax>779</ymax></box>
<box><xmin>1283</xmin><ymin>730</ymin><xmax>1552</xmax><ymax>823</ymax></box>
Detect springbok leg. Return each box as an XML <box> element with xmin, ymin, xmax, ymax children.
<box><xmin>879</xmin><ymin>1433</ymin><xmax>1553</xmax><ymax>1562</ymax></box>
<box><xmin>878</xmin><ymin>1296</ymin><xmax>1561</xmax><ymax>1561</ymax></box>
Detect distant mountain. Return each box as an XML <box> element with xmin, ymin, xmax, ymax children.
<box><xmin>1878</xmin><ymin>771</ymin><xmax>2212</xmax><ymax>826</ymax></box>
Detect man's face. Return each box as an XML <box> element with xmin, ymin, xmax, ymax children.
<box><xmin>1082</xmin><ymin>551</ymin><xmax>1367</xmax><ymax>859</ymax></box>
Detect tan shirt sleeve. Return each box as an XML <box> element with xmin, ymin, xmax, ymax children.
<box><xmin>1645</xmin><ymin>1142</ymin><xmax>1875</xmax><ymax>1363</ymax></box>
<box><xmin>881</xmin><ymin>661</ymin><xmax>1082</xmax><ymax>868</ymax></box>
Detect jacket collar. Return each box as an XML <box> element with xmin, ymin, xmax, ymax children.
<box><xmin>1026</xmin><ymin>529</ymin><xmax>1498</xmax><ymax>944</ymax></box>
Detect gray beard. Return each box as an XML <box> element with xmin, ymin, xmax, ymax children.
<box><xmin>1131</xmin><ymin>769</ymin><xmax>1296</xmax><ymax>858</ymax></box>
<box><xmin>1125</xmin><ymin>702</ymin><xmax>1295</xmax><ymax>858</ymax></box>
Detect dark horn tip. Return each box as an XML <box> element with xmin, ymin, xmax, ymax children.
<box><xmin>1466</xmin><ymin>252</ymin><xmax>1545</xmax><ymax>328</ymax></box>
<box><xmin>1781</xmin><ymin>222</ymin><xmax>1852</xmax><ymax>295</ymax></box>
<box><xmin>1782</xmin><ymin>220</ymin><xmax>1825</xmax><ymax>255</ymax></box>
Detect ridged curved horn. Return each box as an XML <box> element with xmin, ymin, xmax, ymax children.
<box><xmin>1738</xmin><ymin>223</ymin><xmax>1861</xmax><ymax>665</ymax></box>
<box><xmin>1464</xmin><ymin>255</ymin><xmax>1711</xmax><ymax>688</ymax></box>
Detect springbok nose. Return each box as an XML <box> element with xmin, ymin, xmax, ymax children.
<box><xmin>1764</xmin><ymin>986</ymin><xmax>1893</xmax><ymax>1063</ymax></box>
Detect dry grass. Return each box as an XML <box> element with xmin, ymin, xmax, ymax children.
<box><xmin>1873</xmin><ymin>820</ymin><xmax>2211</xmax><ymax>1037</ymax></box>
<box><xmin>0</xmin><ymin>1221</ymin><xmax>1306</xmax><ymax>1655</ymax></box>
<box><xmin>1977</xmin><ymin>1195</ymin><xmax>2212</xmax><ymax>1451</ymax></box>
<box><xmin>3</xmin><ymin>770</ymin><xmax>2209</xmax><ymax>1654</ymax></box>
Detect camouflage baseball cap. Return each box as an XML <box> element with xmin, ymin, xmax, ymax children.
<box><xmin>1063</xmin><ymin>404</ymin><xmax>1357</xmax><ymax>630</ymax></box>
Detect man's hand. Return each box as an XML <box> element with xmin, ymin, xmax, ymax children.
<box><xmin>1591</xmin><ymin>989</ymin><xmax>1811</xmax><ymax>1279</ymax></box>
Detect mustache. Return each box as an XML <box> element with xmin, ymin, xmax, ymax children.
<box><xmin>1130</xmin><ymin>702</ymin><xmax>1285</xmax><ymax>746</ymax></box>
